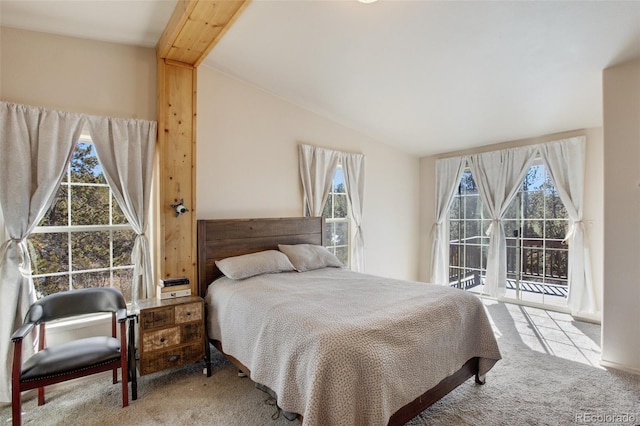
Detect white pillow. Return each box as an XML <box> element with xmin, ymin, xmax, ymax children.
<box><xmin>215</xmin><ymin>250</ymin><xmax>295</xmax><ymax>280</ymax></box>
<box><xmin>278</xmin><ymin>244</ymin><xmax>343</xmax><ymax>272</ymax></box>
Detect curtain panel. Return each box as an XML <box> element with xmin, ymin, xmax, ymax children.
<box><xmin>467</xmin><ymin>146</ymin><xmax>538</xmax><ymax>298</ymax></box>
<box><xmin>298</xmin><ymin>144</ymin><xmax>366</xmax><ymax>271</ymax></box>
<box><xmin>0</xmin><ymin>101</ymin><xmax>158</xmax><ymax>402</ymax></box>
<box><xmin>431</xmin><ymin>156</ymin><xmax>467</xmax><ymax>285</ymax></box>
<box><xmin>538</xmin><ymin>136</ymin><xmax>595</xmax><ymax>315</ymax></box>
<box><xmin>298</xmin><ymin>144</ymin><xmax>340</xmax><ymax>217</ymax></box>
<box><xmin>87</xmin><ymin>116</ymin><xmax>157</xmax><ymax>305</ymax></box>
<box><xmin>430</xmin><ymin>136</ymin><xmax>596</xmax><ymax>318</ymax></box>
<box><xmin>340</xmin><ymin>152</ymin><xmax>366</xmax><ymax>272</ymax></box>
<box><xmin>0</xmin><ymin>102</ymin><xmax>84</xmax><ymax>402</ymax></box>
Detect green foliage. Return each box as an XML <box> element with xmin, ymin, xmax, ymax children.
<box><xmin>29</xmin><ymin>142</ymin><xmax>134</xmax><ymax>300</ymax></box>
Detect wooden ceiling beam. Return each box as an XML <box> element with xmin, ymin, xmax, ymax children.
<box><xmin>157</xmin><ymin>0</ymin><xmax>251</xmax><ymax>67</ymax></box>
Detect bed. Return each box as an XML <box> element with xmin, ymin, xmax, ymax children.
<box><xmin>197</xmin><ymin>217</ymin><xmax>501</xmax><ymax>425</ymax></box>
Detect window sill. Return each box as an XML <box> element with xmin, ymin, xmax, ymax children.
<box><xmin>46</xmin><ymin>312</ymin><xmax>112</xmax><ymax>331</ymax></box>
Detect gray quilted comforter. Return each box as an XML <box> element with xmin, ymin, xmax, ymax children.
<box><xmin>206</xmin><ymin>268</ymin><xmax>501</xmax><ymax>426</ymax></box>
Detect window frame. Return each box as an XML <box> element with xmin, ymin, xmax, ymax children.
<box><xmin>322</xmin><ymin>164</ymin><xmax>352</xmax><ymax>268</ymax></box>
<box><xmin>506</xmin><ymin>160</ymin><xmax>569</xmax><ymax>289</ymax></box>
<box><xmin>448</xmin><ymin>169</ymin><xmax>489</xmax><ymax>290</ymax></box>
<box><xmin>448</xmin><ymin>158</ymin><xmax>570</xmax><ymax>307</ymax></box>
<box><xmin>29</xmin><ymin>134</ymin><xmax>135</xmax><ymax>300</ymax></box>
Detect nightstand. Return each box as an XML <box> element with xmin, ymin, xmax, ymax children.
<box><xmin>138</xmin><ymin>295</ymin><xmax>206</xmax><ymax>375</ymax></box>
<box><xmin>128</xmin><ymin>296</ymin><xmax>211</xmax><ymax>398</ymax></box>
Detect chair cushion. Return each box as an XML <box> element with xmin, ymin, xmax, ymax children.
<box><xmin>21</xmin><ymin>336</ymin><xmax>121</xmax><ymax>382</ymax></box>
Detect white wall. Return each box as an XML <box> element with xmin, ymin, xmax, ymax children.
<box><xmin>418</xmin><ymin>128</ymin><xmax>605</xmax><ymax>318</ymax></box>
<box><xmin>601</xmin><ymin>58</ymin><xmax>640</xmax><ymax>374</ymax></box>
<box><xmin>196</xmin><ymin>66</ymin><xmax>421</xmax><ymax>280</ymax></box>
<box><xmin>0</xmin><ymin>27</ymin><xmax>420</xmax><ymax>287</ymax></box>
<box><xmin>0</xmin><ymin>27</ymin><xmax>156</xmax><ymax>120</ymax></box>
<box><xmin>0</xmin><ymin>27</ymin><xmax>157</xmax><ymax>343</ymax></box>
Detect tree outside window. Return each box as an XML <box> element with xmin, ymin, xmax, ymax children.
<box><xmin>322</xmin><ymin>165</ymin><xmax>350</xmax><ymax>266</ymax></box>
<box><xmin>449</xmin><ymin>161</ymin><xmax>569</xmax><ymax>307</ymax></box>
<box><xmin>28</xmin><ymin>137</ymin><xmax>135</xmax><ymax>301</ymax></box>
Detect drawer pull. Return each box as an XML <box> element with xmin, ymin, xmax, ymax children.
<box><xmin>168</xmin><ymin>355</ymin><xmax>179</xmax><ymax>363</ymax></box>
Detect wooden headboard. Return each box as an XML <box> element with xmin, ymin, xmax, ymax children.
<box><xmin>197</xmin><ymin>217</ymin><xmax>325</xmax><ymax>297</ymax></box>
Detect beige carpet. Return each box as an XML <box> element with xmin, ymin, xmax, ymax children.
<box><xmin>1</xmin><ymin>352</ymin><xmax>293</xmax><ymax>426</ymax></box>
<box><xmin>2</xmin><ymin>299</ymin><xmax>639</xmax><ymax>426</ymax></box>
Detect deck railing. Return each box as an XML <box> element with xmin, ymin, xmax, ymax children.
<box><xmin>449</xmin><ymin>274</ymin><xmax>568</xmax><ymax>299</ymax></box>
<box><xmin>449</xmin><ymin>235</ymin><xmax>568</xmax><ymax>290</ymax></box>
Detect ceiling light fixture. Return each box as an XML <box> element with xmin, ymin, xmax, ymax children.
<box><xmin>358</xmin><ymin>0</ymin><xmax>378</xmax><ymax>3</ymax></box>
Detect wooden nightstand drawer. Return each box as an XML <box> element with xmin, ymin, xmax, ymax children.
<box><xmin>181</xmin><ymin>342</ymin><xmax>204</xmax><ymax>364</ymax></box>
<box><xmin>181</xmin><ymin>322</ymin><xmax>203</xmax><ymax>343</ymax></box>
<box><xmin>140</xmin><ymin>350</ymin><xmax>173</xmax><ymax>375</ymax></box>
<box><xmin>175</xmin><ymin>302</ymin><xmax>202</xmax><ymax>323</ymax></box>
<box><xmin>141</xmin><ymin>306</ymin><xmax>173</xmax><ymax>329</ymax></box>
<box><xmin>142</xmin><ymin>326</ymin><xmax>180</xmax><ymax>351</ymax></box>
<box><xmin>141</xmin><ymin>342</ymin><xmax>205</xmax><ymax>375</ymax></box>
<box><xmin>136</xmin><ymin>296</ymin><xmax>206</xmax><ymax>376</ymax></box>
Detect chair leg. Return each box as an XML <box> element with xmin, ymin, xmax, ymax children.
<box><xmin>122</xmin><ymin>368</ymin><xmax>129</xmax><ymax>407</ymax></box>
<box><xmin>12</xmin><ymin>335</ymin><xmax>23</xmax><ymax>426</ymax></box>
<box><xmin>37</xmin><ymin>323</ymin><xmax>46</xmax><ymax>406</ymax></box>
<box><xmin>37</xmin><ymin>387</ymin><xmax>45</xmax><ymax>406</ymax></box>
<box><xmin>113</xmin><ymin>368</ymin><xmax>117</xmax><ymax>384</ymax></box>
<box><xmin>11</xmin><ymin>388</ymin><xmax>21</xmax><ymax>426</ymax></box>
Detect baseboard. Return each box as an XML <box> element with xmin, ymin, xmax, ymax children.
<box><xmin>600</xmin><ymin>359</ymin><xmax>640</xmax><ymax>375</ymax></box>
<box><xmin>572</xmin><ymin>312</ymin><xmax>601</xmax><ymax>324</ymax></box>
<box><xmin>488</xmin><ymin>295</ymin><xmax>602</xmax><ymax>325</ymax></box>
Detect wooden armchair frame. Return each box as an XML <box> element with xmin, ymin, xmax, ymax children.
<box><xmin>11</xmin><ymin>288</ymin><xmax>128</xmax><ymax>426</ymax></box>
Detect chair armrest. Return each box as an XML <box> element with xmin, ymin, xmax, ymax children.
<box><xmin>116</xmin><ymin>308</ymin><xmax>128</xmax><ymax>323</ymax></box>
<box><xmin>11</xmin><ymin>322</ymin><xmax>35</xmax><ymax>342</ymax></box>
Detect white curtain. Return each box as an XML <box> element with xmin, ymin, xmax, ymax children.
<box><xmin>298</xmin><ymin>144</ymin><xmax>340</xmax><ymax>217</ymax></box>
<box><xmin>88</xmin><ymin>116</ymin><xmax>157</xmax><ymax>305</ymax></box>
<box><xmin>431</xmin><ymin>156</ymin><xmax>467</xmax><ymax>285</ymax></box>
<box><xmin>468</xmin><ymin>146</ymin><xmax>537</xmax><ymax>297</ymax></box>
<box><xmin>538</xmin><ymin>136</ymin><xmax>595</xmax><ymax>315</ymax></box>
<box><xmin>0</xmin><ymin>102</ymin><xmax>83</xmax><ymax>402</ymax></box>
<box><xmin>340</xmin><ymin>152</ymin><xmax>366</xmax><ymax>272</ymax></box>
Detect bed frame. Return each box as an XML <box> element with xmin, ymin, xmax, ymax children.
<box><xmin>197</xmin><ymin>217</ymin><xmax>482</xmax><ymax>425</ymax></box>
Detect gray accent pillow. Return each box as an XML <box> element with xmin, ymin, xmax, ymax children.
<box><xmin>278</xmin><ymin>244</ymin><xmax>343</xmax><ymax>272</ymax></box>
<box><xmin>215</xmin><ymin>250</ymin><xmax>296</xmax><ymax>280</ymax></box>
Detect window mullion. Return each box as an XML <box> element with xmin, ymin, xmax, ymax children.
<box><xmin>110</xmin><ymin>229</ymin><xmax>114</xmax><ymax>289</ymax></box>
<box><xmin>33</xmin><ymin>224</ymin><xmax>132</xmax><ymax>234</ymax></box>
<box><xmin>332</xmin><ymin>191</ymin><xmax>336</xmax><ymax>219</ymax></box>
<box><xmin>109</xmin><ymin>187</ymin><xmax>114</xmax><ymax>288</ymax></box>
<box><xmin>67</xmin><ymin>229</ymin><xmax>73</xmax><ymax>291</ymax></box>
<box><xmin>67</xmin><ymin>173</ymin><xmax>72</xmax><ymax>291</ymax></box>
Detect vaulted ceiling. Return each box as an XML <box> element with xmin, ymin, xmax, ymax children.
<box><xmin>2</xmin><ymin>0</ymin><xmax>639</xmax><ymax>156</ymax></box>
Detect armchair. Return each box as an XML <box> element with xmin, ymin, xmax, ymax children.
<box><xmin>11</xmin><ymin>287</ymin><xmax>129</xmax><ymax>426</ymax></box>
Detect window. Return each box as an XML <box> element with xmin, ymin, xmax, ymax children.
<box><xmin>322</xmin><ymin>165</ymin><xmax>350</xmax><ymax>266</ymax></box>
<box><xmin>28</xmin><ymin>135</ymin><xmax>136</xmax><ymax>301</ymax></box>
<box><xmin>449</xmin><ymin>170</ymin><xmax>490</xmax><ymax>291</ymax></box>
<box><xmin>503</xmin><ymin>161</ymin><xmax>569</xmax><ymax>307</ymax></box>
<box><xmin>449</xmin><ymin>160</ymin><xmax>569</xmax><ymax>308</ymax></box>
